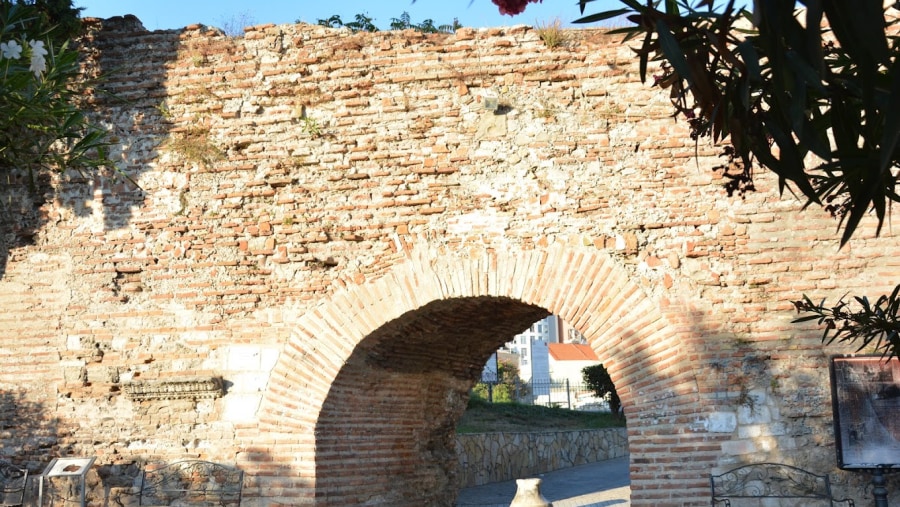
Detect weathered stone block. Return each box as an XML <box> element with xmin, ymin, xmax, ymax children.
<box><xmin>707</xmin><ymin>412</ymin><xmax>737</xmax><ymax>433</ymax></box>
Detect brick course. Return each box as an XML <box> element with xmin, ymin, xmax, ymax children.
<box><xmin>0</xmin><ymin>15</ymin><xmax>898</xmax><ymax>506</ymax></box>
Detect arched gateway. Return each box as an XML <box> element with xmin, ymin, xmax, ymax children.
<box><xmin>258</xmin><ymin>244</ymin><xmax>702</xmax><ymax>505</ymax></box>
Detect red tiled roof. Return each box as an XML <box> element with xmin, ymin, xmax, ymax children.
<box><xmin>548</xmin><ymin>343</ymin><xmax>599</xmax><ymax>361</ymax></box>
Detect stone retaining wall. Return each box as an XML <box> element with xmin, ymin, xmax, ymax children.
<box><xmin>456</xmin><ymin>428</ymin><xmax>628</xmax><ymax>487</ymax></box>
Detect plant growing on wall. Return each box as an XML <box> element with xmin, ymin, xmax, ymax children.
<box><xmin>0</xmin><ymin>2</ymin><xmax>112</xmax><ymax>190</ymax></box>
<box><xmin>313</xmin><ymin>11</ymin><xmax>461</xmax><ymax>33</ymax></box>
<box><xmin>217</xmin><ymin>10</ymin><xmax>256</xmax><ymax>37</ymax></box>
<box><xmin>314</xmin><ymin>13</ymin><xmax>378</xmax><ymax>32</ymax></box>
<box><xmin>534</xmin><ymin>18</ymin><xmax>569</xmax><ymax>48</ymax></box>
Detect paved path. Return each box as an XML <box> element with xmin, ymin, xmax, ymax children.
<box><xmin>456</xmin><ymin>456</ymin><xmax>631</xmax><ymax>507</ymax></box>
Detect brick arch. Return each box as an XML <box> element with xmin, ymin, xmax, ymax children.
<box><xmin>258</xmin><ymin>243</ymin><xmax>705</xmax><ymax>505</ymax></box>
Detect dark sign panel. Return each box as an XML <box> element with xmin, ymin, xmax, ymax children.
<box><xmin>830</xmin><ymin>355</ymin><xmax>900</xmax><ymax>469</ymax></box>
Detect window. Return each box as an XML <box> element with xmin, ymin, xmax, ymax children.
<box><xmin>568</xmin><ymin>328</ymin><xmax>585</xmax><ymax>343</ymax></box>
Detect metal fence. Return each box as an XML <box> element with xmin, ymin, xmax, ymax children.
<box><xmin>473</xmin><ymin>380</ymin><xmax>610</xmax><ymax>412</ymax></box>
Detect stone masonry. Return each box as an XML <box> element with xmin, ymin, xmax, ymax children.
<box><xmin>456</xmin><ymin>428</ymin><xmax>628</xmax><ymax>487</ymax></box>
<box><xmin>0</xmin><ymin>14</ymin><xmax>899</xmax><ymax>506</ymax></box>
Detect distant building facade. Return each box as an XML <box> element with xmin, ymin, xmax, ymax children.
<box><xmin>483</xmin><ymin>315</ymin><xmax>593</xmax><ymax>383</ymax></box>
<box><xmin>548</xmin><ymin>343</ymin><xmax>600</xmax><ymax>385</ymax></box>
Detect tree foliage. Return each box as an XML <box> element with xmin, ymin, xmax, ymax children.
<box><xmin>471</xmin><ymin>358</ymin><xmax>524</xmax><ymax>403</ymax></box>
<box><xmin>314</xmin><ymin>13</ymin><xmax>378</xmax><ymax>33</ymax></box>
<box><xmin>532</xmin><ymin>0</ymin><xmax>900</xmax><ymax>359</ymax></box>
<box><xmin>582</xmin><ymin>364</ymin><xmax>622</xmax><ymax>416</ymax></box>
<box><xmin>388</xmin><ymin>11</ymin><xmax>461</xmax><ymax>33</ymax></box>
<box><xmin>573</xmin><ymin>0</ymin><xmax>900</xmax><ymax>248</ymax></box>
<box><xmin>0</xmin><ymin>1</ymin><xmax>112</xmax><ymax>187</ymax></box>
<box><xmin>10</xmin><ymin>0</ymin><xmax>82</xmax><ymax>41</ymax></box>
<box><xmin>794</xmin><ymin>288</ymin><xmax>900</xmax><ymax>360</ymax></box>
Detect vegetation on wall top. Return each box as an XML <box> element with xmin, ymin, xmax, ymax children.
<box><xmin>311</xmin><ymin>11</ymin><xmax>462</xmax><ymax>34</ymax></box>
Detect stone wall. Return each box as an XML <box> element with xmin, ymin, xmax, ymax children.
<box><xmin>456</xmin><ymin>428</ymin><xmax>628</xmax><ymax>488</ymax></box>
<box><xmin>0</xmin><ymin>14</ymin><xmax>898</xmax><ymax>506</ymax></box>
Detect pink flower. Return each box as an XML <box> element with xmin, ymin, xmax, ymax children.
<box><xmin>492</xmin><ymin>0</ymin><xmax>543</xmax><ymax>16</ymax></box>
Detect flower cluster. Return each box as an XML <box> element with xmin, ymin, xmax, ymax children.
<box><xmin>1</xmin><ymin>38</ymin><xmax>47</xmax><ymax>77</ymax></box>
<box><xmin>492</xmin><ymin>0</ymin><xmax>543</xmax><ymax>16</ymax></box>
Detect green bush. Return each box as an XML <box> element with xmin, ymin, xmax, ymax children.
<box><xmin>582</xmin><ymin>364</ymin><xmax>621</xmax><ymax>416</ymax></box>
<box><xmin>471</xmin><ymin>357</ymin><xmax>525</xmax><ymax>403</ymax></box>
<box><xmin>1</xmin><ymin>2</ymin><xmax>112</xmax><ymax>185</ymax></box>
<box><xmin>471</xmin><ymin>381</ymin><xmax>518</xmax><ymax>403</ymax></box>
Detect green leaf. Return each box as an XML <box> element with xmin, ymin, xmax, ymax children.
<box><xmin>638</xmin><ymin>30</ymin><xmax>652</xmax><ymax>83</ymax></box>
<box><xmin>838</xmin><ymin>160</ymin><xmax>879</xmax><ymax>246</ymax></box>
<box><xmin>792</xmin><ymin>315</ymin><xmax>824</xmax><ymax>323</ymax></box>
<box><xmin>823</xmin><ymin>1</ymin><xmax>889</xmax><ymax>66</ymax></box>
<box><xmin>573</xmin><ymin>8</ymin><xmax>631</xmax><ymax>24</ymax></box>
<box><xmin>765</xmin><ymin>117</ymin><xmax>816</xmax><ymax>197</ymax></box>
<box><xmin>664</xmin><ymin>0</ymin><xmax>678</xmax><ymax>17</ymax></box>
<box><xmin>829</xmin><ymin>91</ymin><xmax>861</xmax><ymax>156</ymax></box>
<box><xmin>655</xmin><ymin>19</ymin><xmax>695</xmax><ymax>89</ymax></box>
<box><xmin>879</xmin><ymin>58</ymin><xmax>900</xmax><ymax>176</ymax></box>
<box><xmin>784</xmin><ymin>50</ymin><xmax>826</xmax><ymax>94</ymax></box>
<box><xmin>735</xmin><ymin>40</ymin><xmax>761</xmax><ymax>83</ymax></box>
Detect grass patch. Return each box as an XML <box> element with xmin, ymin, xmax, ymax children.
<box><xmin>534</xmin><ymin>18</ymin><xmax>569</xmax><ymax>49</ymax></box>
<box><xmin>456</xmin><ymin>397</ymin><xmax>624</xmax><ymax>434</ymax></box>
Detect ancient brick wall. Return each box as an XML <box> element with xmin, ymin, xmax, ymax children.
<box><xmin>0</xmin><ymin>15</ymin><xmax>899</xmax><ymax>506</ymax></box>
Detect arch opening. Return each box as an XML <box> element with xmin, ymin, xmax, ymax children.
<box><xmin>314</xmin><ymin>296</ymin><xmax>549</xmax><ymax>506</ymax></box>
<box><xmin>456</xmin><ymin>312</ymin><xmax>630</xmax><ymax>505</ymax></box>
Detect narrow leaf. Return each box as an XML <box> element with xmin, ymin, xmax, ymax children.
<box><xmin>879</xmin><ymin>58</ymin><xmax>900</xmax><ymax>176</ymax></box>
<box><xmin>573</xmin><ymin>8</ymin><xmax>631</xmax><ymax>24</ymax></box>
<box><xmin>655</xmin><ymin>19</ymin><xmax>694</xmax><ymax>89</ymax></box>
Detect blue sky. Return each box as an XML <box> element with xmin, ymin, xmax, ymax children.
<box><xmin>75</xmin><ymin>1</ymin><xmax>624</xmax><ymax>32</ymax></box>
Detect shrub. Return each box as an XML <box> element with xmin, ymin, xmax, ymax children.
<box><xmin>0</xmin><ymin>2</ymin><xmax>112</xmax><ymax>185</ymax></box>
<box><xmin>582</xmin><ymin>364</ymin><xmax>621</xmax><ymax>417</ymax></box>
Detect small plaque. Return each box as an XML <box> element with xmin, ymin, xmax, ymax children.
<box><xmin>43</xmin><ymin>457</ymin><xmax>96</xmax><ymax>477</ymax></box>
<box><xmin>830</xmin><ymin>355</ymin><xmax>900</xmax><ymax>469</ymax></box>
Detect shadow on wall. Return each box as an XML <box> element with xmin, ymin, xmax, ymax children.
<box><xmin>0</xmin><ymin>390</ymin><xmax>60</xmax><ymax>502</ymax></box>
<box><xmin>0</xmin><ymin>15</ymin><xmax>168</xmax><ymax>278</ymax></box>
<box><xmin>0</xmin><ymin>388</ymin><xmax>268</xmax><ymax>507</ymax></box>
<box><xmin>680</xmin><ymin>304</ymin><xmax>900</xmax><ymax>505</ymax></box>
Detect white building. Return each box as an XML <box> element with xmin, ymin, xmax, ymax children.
<box><xmin>479</xmin><ymin>316</ymin><xmax>604</xmax><ymax>409</ymax></box>
<box><xmin>504</xmin><ymin>315</ymin><xmax>556</xmax><ymax>382</ymax></box>
<box><xmin>548</xmin><ymin>343</ymin><xmax>600</xmax><ymax>385</ymax></box>
<box><xmin>491</xmin><ymin>316</ymin><xmax>586</xmax><ymax>376</ymax></box>
<box><xmin>482</xmin><ymin>315</ymin><xmax>593</xmax><ymax>384</ymax></box>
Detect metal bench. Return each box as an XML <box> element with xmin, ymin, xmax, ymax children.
<box><xmin>0</xmin><ymin>461</ymin><xmax>27</xmax><ymax>507</ymax></box>
<box><xmin>711</xmin><ymin>462</ymin><xmax>854</xmax><ymax>506</ymax></box>
<box><xmin>139</xmin><ymin>460</ymin><xmax>243</xmax><ymax>506</ymax></box>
